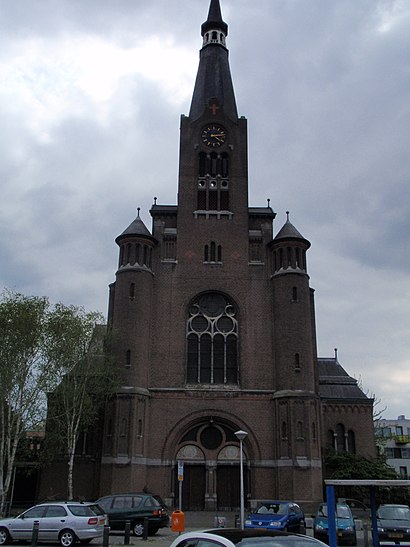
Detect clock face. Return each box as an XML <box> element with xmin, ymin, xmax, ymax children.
<box><xmin>201</xmin><ymin>125</ymin><xmax>227</xmax><ymax>147</ymax></box>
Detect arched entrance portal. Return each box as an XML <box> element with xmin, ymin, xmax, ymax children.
<box><xmin>174</xmin><ymin>421</ymin><xmax>248</xmax><ymax>511</ymax></box>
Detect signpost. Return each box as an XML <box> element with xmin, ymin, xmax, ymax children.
<box><xmin>178</xmin><ymin>461</ymin><xmax>184</xmax><ymax>511</ymax></box>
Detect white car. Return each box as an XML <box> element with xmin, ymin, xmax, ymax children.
<box><xmin>0</xmin><ymin>501</ymin><xmax>107</xmax><ymax>547</ymax></box>
<box><xmin>169</xmin><ymin>528</ymin><xmax>330</xmax><ymax>547</ymax></box>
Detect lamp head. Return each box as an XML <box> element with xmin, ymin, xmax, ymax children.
<box><xmin>235</xmin><ymin>430</ymin><xmax>248</xmax><ymax>441</ymax></box>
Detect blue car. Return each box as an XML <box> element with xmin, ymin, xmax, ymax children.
<box><xmin>313</xmin><ymin>503</ymin><xmax>357</xmax><ymax>546</ymax></box>
<box><xmin>245</xmin><ymin>501</ymin><xmax>306</xmax><ymax>532</ymax></box>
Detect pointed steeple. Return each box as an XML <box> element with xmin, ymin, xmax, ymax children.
<box><xmin>201</xmin><ymin>0</ymin><xmax>228</xmax><ymax>38</ymax></box>
<box><xmin>189</xmin><ymin>0</ymin><xmax>238</xmax><ymax>122</ymax></box>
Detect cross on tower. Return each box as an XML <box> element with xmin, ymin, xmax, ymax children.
<box><xmin>209</xmin><ymin>103</ymin><xmax>219</xmax><ymax>115</ymax></box>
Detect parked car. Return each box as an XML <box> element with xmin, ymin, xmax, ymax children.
<box><xmin>245</xmin><ymin>501</ymin><xmax>306</xmax><ymax>533</ymax></box>
<box><xmin>0</xmin><ymin>501</ymin><xmax>107</xmax><ymax>547</ymax></box>
<box><xmin>313</xmin><ymin>503</ymin><xmax>356</xmax><ymax>546</ymax></box>
<box><xmin>337</xmin><ymin>498</ymin><xmax>370</xmax><ymax>521</ymax></box>
<box><xmin>96</xmin><ymin>492</ymin><xmax>168</xmax><ymax>537</ymax></box>
<box><xmin>169</xmin><ymin>528</ymin><xmax>328</xmax><ymax>547</ymax></box>
<box><xmin>376</xmin><ymin>504</ymin><xmax>410</xmax><ymax>544</ymax></box>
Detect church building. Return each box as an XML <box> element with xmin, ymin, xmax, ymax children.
<box><xmin>39</xmin><ymin>0</ymin><xmax>376</xmax><ymax>511</ymax></box>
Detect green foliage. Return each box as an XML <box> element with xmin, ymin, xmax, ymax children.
<box><xmin>323</xmin><ymin>449</ymin><xmax>410</xmax><ymax>504</ymax></box>
<box><xmin>42</xmin><ymin>306</ymin><xmax>116</xmax><ymax>498</ymax></box>
<box><xmin>0</xmin><ymin>289</ymin><xmax>113</xmax><ymax>509</ymax></box>
<box><xmin>0</xmin><ymin>290</ymin><xmax>54</xmax><ymax>514</ymax></box>
<box><xmin>324</xmin><ymin>449</ymin><xmax>398</xmax><ymax>480</ymax></box>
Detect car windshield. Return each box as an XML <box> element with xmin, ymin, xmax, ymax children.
<box><xmin>318</xmin><ymin>505</ymin><xmax>351</xmax><ymax>519</ymax></box>
<box><xmin>68</xmin><ymin>504</ymin><xmax>104</xmax><ymax>516</ymax></box>
<box><xmin>378</xmin><ymin>507</ymin><xmax>410</xmax><ymax>521</ymax></box>
<box><xmin>256</xmin><ymin>503</ymin><xmax>288</xmax><ymax>516</ymax></box>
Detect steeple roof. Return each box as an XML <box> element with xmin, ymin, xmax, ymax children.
<box><xmin>201</xmin><ymin>0</ymin><xmax>228</xmax><ymax>36</ymax></box>
<box><xmin>189</xmin><ymin>0</ymin><xmax>238</xmax><ymax>122</ymax></box>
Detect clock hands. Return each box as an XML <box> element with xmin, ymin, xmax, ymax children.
<box><xmin>201</xmin><ymin>125</ymin><xmax>227</xmax><ymax>146</ymax></box>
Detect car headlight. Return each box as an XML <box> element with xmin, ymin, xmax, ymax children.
<box><xmin>245</xmin><ymin>520</ymin><xmax>251</xmax><ymax>525</ymax></box>
<box><xmin>378</xmin><ymin>527</ymin><xmax>384</xmax><ymax>533</ymax></box>
<box><xmin>315</xmin><ymin>525</ymin><xmax>325</xmax><ymax>531</ymax></box>
<box><xmin>269</xmin><ymin>522</ymin><xmax>281</xmax><ymax>527</ymax></box>
<box><xmin>344</xmin><ymin>526</ymin><xmax>354</xmax><ymax>532</ymax></box>
<box><xmin>406</xmin><ymin>529</ymin><xmax>410</xmax><ymax>534</ymax></box>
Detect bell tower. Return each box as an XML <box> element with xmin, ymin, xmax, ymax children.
<box><xmin>173</xmin><ymin>0</ymin><xmax>250</xmax><ymax>270</ymax></box>
<box><xmin>101</xmin><ymin>0</ymin><xmax>324</xmax><ymax>507</ymax></box>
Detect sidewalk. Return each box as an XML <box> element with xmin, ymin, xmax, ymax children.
<box><xmin>108</xmin><ymin>512</ymin><xmax>237</xmax><ymax>547</ymax></box>
<box><xmin>106</xmin><ymin>513</ymin><xmax>372</xmax><ymax>547</ymax></box>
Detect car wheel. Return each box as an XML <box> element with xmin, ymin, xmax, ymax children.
<box><xmin>0</xmin><ymin>528</ymin><xmax>11</xmax><ymax>546</ymax></box>
<box><xmin>59</xmin><ymin>529</ymin><xmax>76</xmax><ymax>547</ymax></box>
<box><xmin>132</xmin><ymin>522</ymin><xmax>144</xmax><ymax>537</ymax></box>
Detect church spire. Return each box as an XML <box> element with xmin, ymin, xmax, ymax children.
<box><xmin>189</xmin><ymin>0</ymin><xmax>238</xmax><ymax>122</ymax></box>
<box><xmin>201</xmin><ymin>0</ymin><xmax>228</xmax><ymax>41</ymax></box>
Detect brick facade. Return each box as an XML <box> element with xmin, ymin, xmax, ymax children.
<box><xmin>38</xmin><ymin>0</ymin><xmax>376</xmax><ymax>510</ymax></box>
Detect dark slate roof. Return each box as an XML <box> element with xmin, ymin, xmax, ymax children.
<box><xmin>150</xmin><ymin>205</ymin><xmax>178</xmax><ymax>216</ymax></box>
<box><xmin>274</xmin><ymin>219</ymin><xmax>306</xmax><ymax>241</ymax></box>
<box><xmin>201</xmin><ymin>0</ymin><xmax>228</xmax><ymax>36</ymax></box>
<box><xmin>248</xmin><ymin>207</ymin><xmax>276</xmax><ymax>219</ymax></box>
<box><xmin>189</xmin><ymin>2</ymin><xmax>237</xmax><ymax>121</ymax></box>
<box><xmin>318</xmin><ymin>357</ymin><xmax>372</xmax><ymax>402</ymax></box>
<box><xmin>115</xmin><ymin>214</ymin><xmax>156</xmax><ymax>244</ymax></box>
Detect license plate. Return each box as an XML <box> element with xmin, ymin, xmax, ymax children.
<box><xmin>388</xmin><ymin>533</ymin><xmax>403</xmax><ymax>539</ymax></box>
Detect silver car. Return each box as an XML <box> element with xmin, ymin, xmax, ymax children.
<box><xmin>0</xmin><ymin>501</ymin><xmax>107</xmax><ymax>547</ymax></box>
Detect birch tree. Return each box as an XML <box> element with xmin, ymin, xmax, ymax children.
<box><xmin>0</xmin><ymin>291</ymin><xmax>58</xmax><ymax>515</ymax></box>
<box><xmin>46</xmin><ymin>304</ymin><xmax>115</xmax><ymax>500</ymax></box>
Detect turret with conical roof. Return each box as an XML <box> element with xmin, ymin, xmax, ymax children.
<box><xmin>115</xmin><ymin>208</ymin><xmax>157</xmax><ymax>271</ymax></box>
<box><xmin>270</xmin><ymin>212</ymin><xmax>318</xmax><ymax>394</ymax></box>
<box><xmin>107</xmin><ymin>208</ymin><xmax>156</xmax><ymax>391</ymax></box>
<box><xmin>270</xmin><ymin>212</ymin><xmax>311</xmax><ymax>276</ymax></box>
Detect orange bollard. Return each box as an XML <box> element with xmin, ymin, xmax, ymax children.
<box><xmin>171</xmin><ymin>510</ymin><xmax>185</xmax><ymax>532</ymax></box>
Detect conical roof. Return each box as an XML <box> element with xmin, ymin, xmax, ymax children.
<box><xmin>115</xmin><ymin>210</ymin><xmax>155</xmax><ymax>244</ymax></box>
<box><xmin>273</xmin><ymin>213</ymin><xmax>310</xmax><ymax>247</ymax></box>
<box><xmin>275</xmin><ymin>220</ymin><xmax>305</xmax><ymax>241</ymax></box>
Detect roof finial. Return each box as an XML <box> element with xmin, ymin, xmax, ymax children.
<box><xmin>334</xmin><ymin>348</ymin><xmax>338</xmax><ymax>361</ymax></box>
<box><xmin>286</xmin><ymin>211</ymin><xmax>290</xmax><ymax>222</ymax></box>
<box><xmin>267</xmin><ymin>198</ymin><xmax>270</xmax><ymax>208</ymax></box>
<box><xmin>154</xmin><ymin>197</ymin><xmax>157</xmax><ymax>205</ymax></box>
<box><xmin>137</xmin><ymin>207</ymin><xmax>141</xmax><ymax>218</ymax></box>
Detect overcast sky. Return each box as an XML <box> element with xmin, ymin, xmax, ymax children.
<box><xmin>1</xmin><ymin>0</ymin><xmax>409</xmax><ymax>421</ymax></box>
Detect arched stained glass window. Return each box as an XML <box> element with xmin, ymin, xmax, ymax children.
<box><xmin>186</xmin><ymin>293</ymin><xmax>238</xmax><ymax>384</ymax></box>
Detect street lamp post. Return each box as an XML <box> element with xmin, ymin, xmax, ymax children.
<box><xmin>235</xmin><ymin>429</ymin><xmax>248</xmax><ymax>530</ymax></box>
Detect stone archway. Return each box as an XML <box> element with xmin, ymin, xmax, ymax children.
<box><xmin>174</xmin><ymin>420</ymin><xmax>248</xmax><ymax>511</ymax></box>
